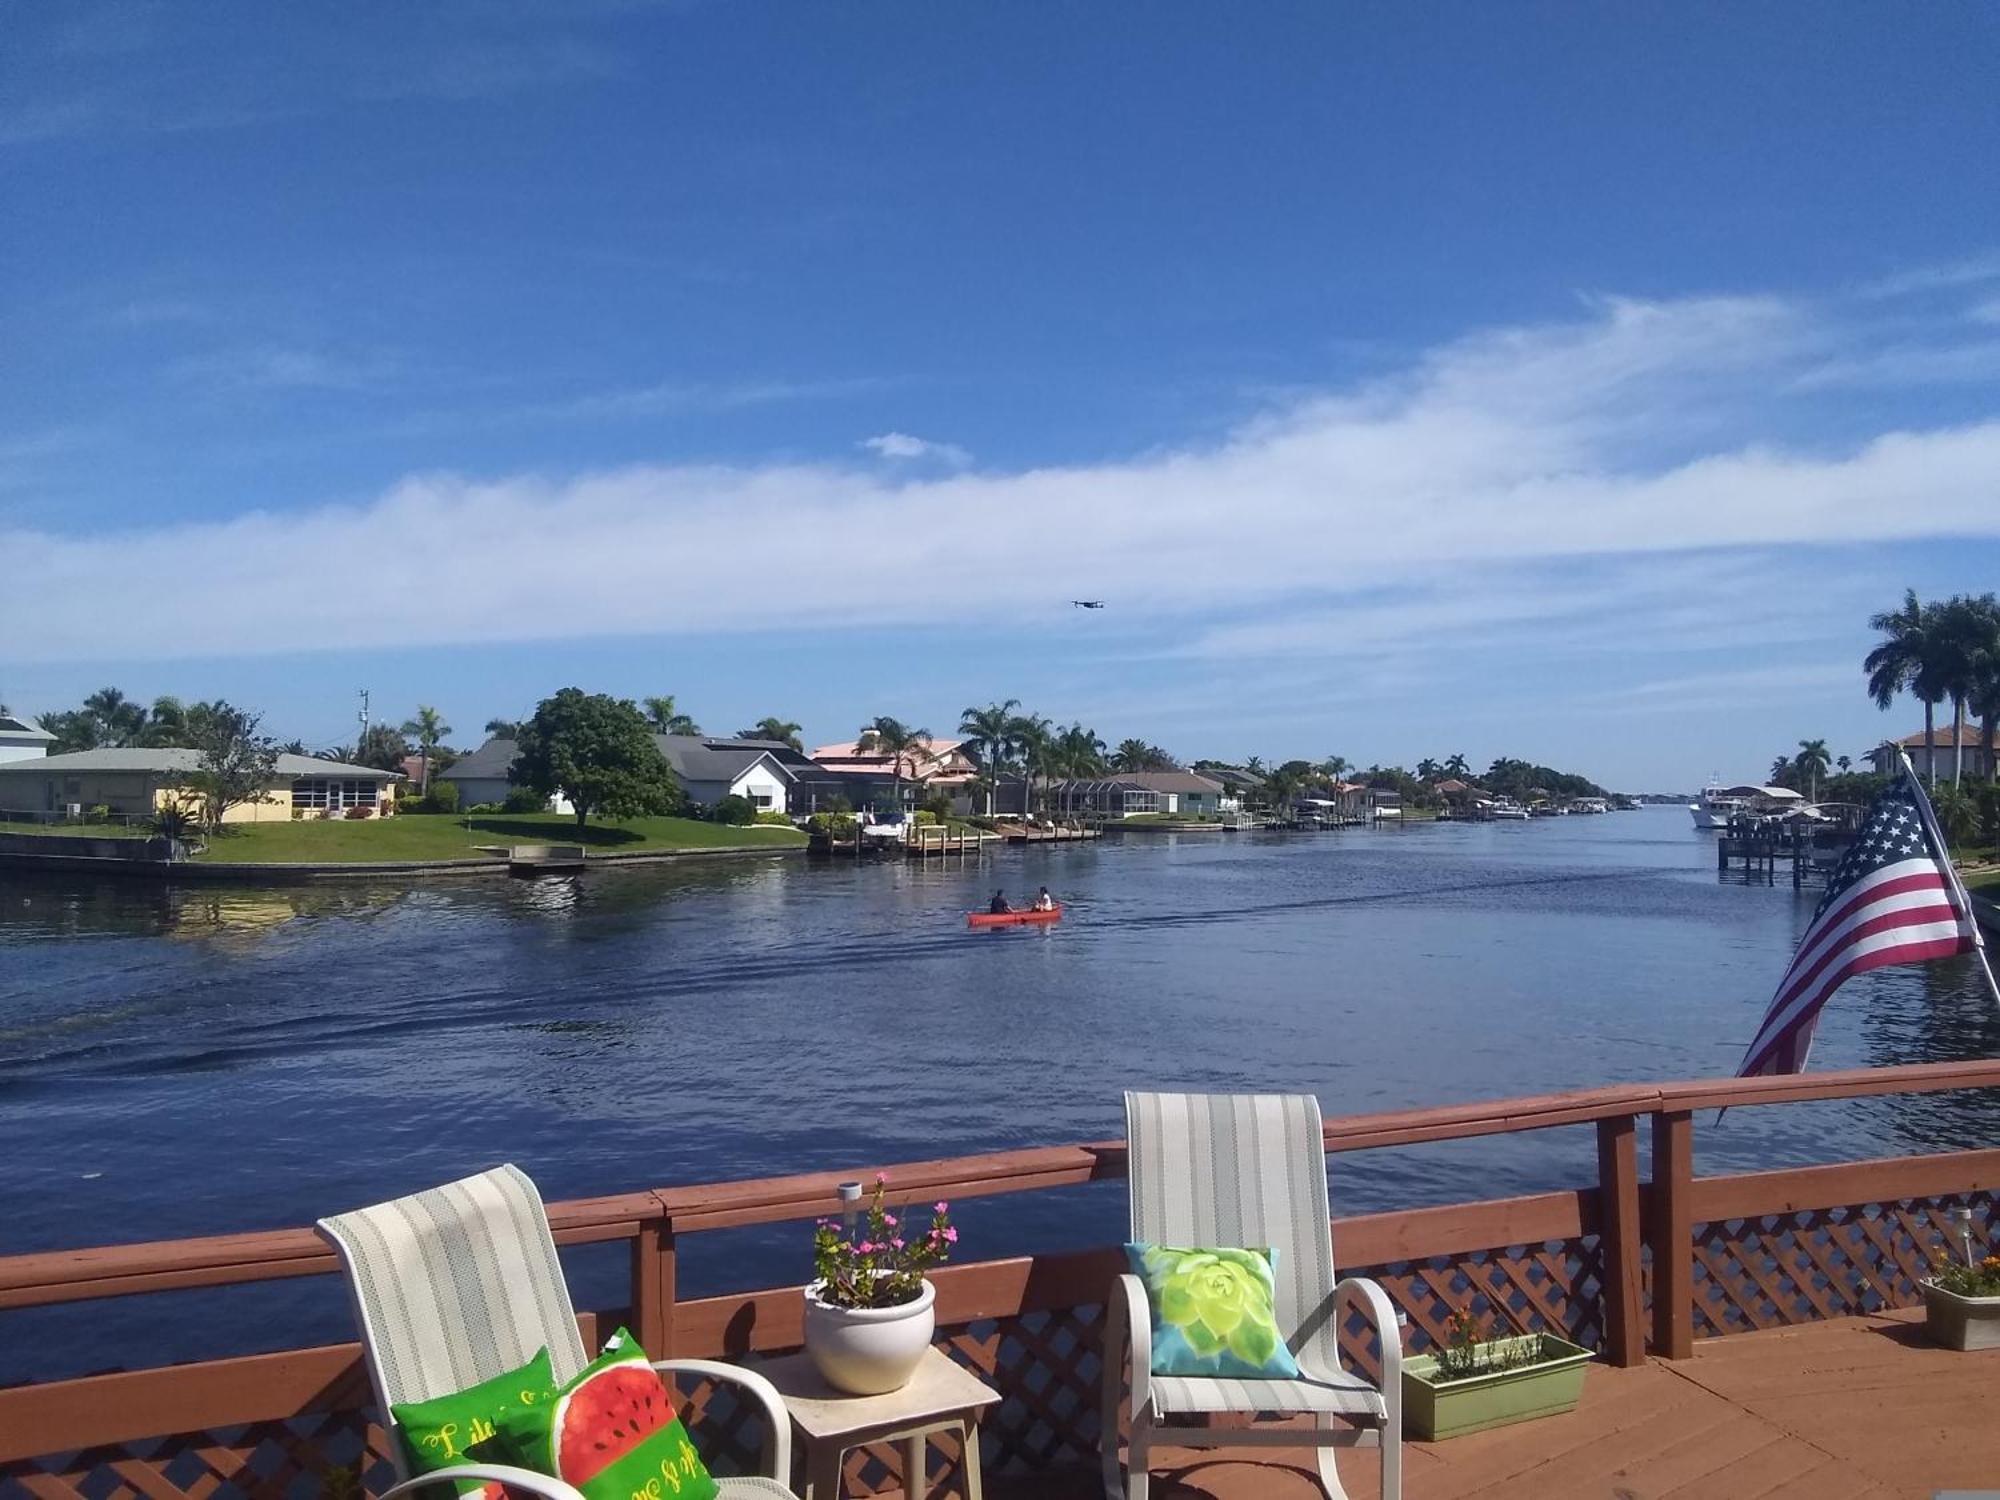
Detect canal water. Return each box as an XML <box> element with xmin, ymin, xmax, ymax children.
<box><xmin>3</xmin><ymin>806</ymin><xmax>1996</xmax><ymax>1381</ymax></box>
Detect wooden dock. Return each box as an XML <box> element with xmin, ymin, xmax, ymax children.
<box><xmin>1717</xmin><ymin>821</ymin><xmax>1852</xmax><ymax>887</ymax></box>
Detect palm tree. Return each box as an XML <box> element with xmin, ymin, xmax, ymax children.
<box><xmin>400</xmin><ymin>706</ymin><xmax>453</xmax><ymax>792</ymax></box>
<box><xmin>82</xmin><ymin>687</ymin><xmax>146</xmax><ymax>747</ymax></box>
<box><xmin>1836</xmin><ymin>754</ymin><xmax>1851</xmax><ymax>774</ymax></box>
<box><xmin>1416</xmin><ymin>757</ymin><xmax>1441</xmax><ymax>782</ymax></box>
<box><xmin>1054</xmin><ymin>722</ymin><xmax>1106</xmax><ymax>819</ymax></box>
<box><xmin>858</xmin><ymin>715</ymin><xmax>933</xmax><ymax>811</ymax></box>
<box><xmin>1011</xmin><ymin>713</ymin><xmax>1053</xmax><ymax>818</ymax></box>
<box><xmin>1768</xmin><ymin>754</ymin><xmax>1795</xmax><ymax>788</ymax></box>
<box><xmin>738</xmin><ymin>717</ymin><xmax>804</xmax><ymax>752</ymax></box>
<box><xmin>484</xmin><ymin>717</ymin><xmax>523</xmax><ymax>740</ymax></box>
<box><xmin>1443</xmin><ymin>752</ymin><xmax>1470</xmax><ymax>779</ymax></box>
<box><xmin>958</xmin><ymin>699</ymin><xmax>1022</xmax><ymax>815</ymax></box>
<box><xmin>1865</xmin><ymin>590</ymin><xmax>1948</xmax><ymax>786</ymax></box>
<box><xmin>643</xmin><ymin>696</ymin><xmax>701</xmax><ymax>736</ymax></box>
<box><xmin>1111</xmin><ymin>738</ymin><xmax>1154</xmax><ymax>774</ymax></box>
<box><xmin>1951</xmin><ymin>593</ymin><xmax>2000</xmax><ymax>783</ymax></box>
<box><xmin>1793</xmin><ymin>738</ymin><xmax>1831</xmax><ymax>803</ymax></box>
<box><xmin>1244</xmin><ymin>755</ymin><xmax>1266</xmax><ymax>779</ymax></box>
<box><xmin>135</xmin><ymin>695</ymin><xmax>190</xmax><ymax>747</ymax></box>
<box><xmin>1320</xmin><ymin>754</ymin><xmax>1350</xmax><ymax>784</ymax></box>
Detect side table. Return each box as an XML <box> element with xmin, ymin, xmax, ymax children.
<box><xmin>753</xmin><ymin>1346</ymin><xmax>1000</xmax><ymax>1500</ymax></box>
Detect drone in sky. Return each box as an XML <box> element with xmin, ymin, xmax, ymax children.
<box><xmin>1070</xmin><ymin>599</ymin><xmax>1106</xmax><ymax>610</ymax></box>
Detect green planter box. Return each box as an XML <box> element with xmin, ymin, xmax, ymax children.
<box><xmin>1401</xmin><ymin>1333</ymin><xmax>1593</xmax><ymax>1440</ymax></box>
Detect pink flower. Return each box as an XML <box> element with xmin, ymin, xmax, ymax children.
<box><xmin>934</xmin><ymin>1201</ymin><xmax>950</xmax><ymax>1214</ymax></box>
<box><xmin>883</xmin><ymin>1213</ymin><xmax>898</xmax><ymax>1228</ymax></box>
<box><xmin>891</xmin><ymin>1237</ymin><xmax>905</xmax><ymax>1249</ymax></box>
<box><xmin>875</xmin><ymin>1171</ymin><xmax>890</xmax><ymax>1185</ymax></box>
<box><xmin>857</xmin><ymin>1241</ymin><xmax>876</xmax><ymax>1254</ymax></box>
<box><xmin>943</xmin><ymin>1227</ymin><xmax>959</xmax><ymax>1243</ymax></box>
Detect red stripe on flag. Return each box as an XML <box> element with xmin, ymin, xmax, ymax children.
<box><xmin>1741</xmin><ymin>933</ymin><xmax>1974</xmax><ymax>1076</ymax></box>
<box><xmin>1768</xmin><ymin>894</ymin><xmax>1963</xmax><ymax>1014</ymax></box>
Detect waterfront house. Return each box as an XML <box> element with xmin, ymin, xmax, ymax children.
<box><xmin>0</xmin><ymin>748</ymin><xmax>397</xmax><ymax>821</ymax></box>
<box><xmin>0</xmin><ymin>713</ymin><xmax>54</xmax><ymax>765</ymax></box>
<box><xmin>1866</xmin><ymin>727</ymin><xmax>2000</xmax><ymax>780</ymax></box>
<box><xmin>809</xmin><ymin>736</ymin><xmax>982</xmax><ymax>810</ymax></box>
<box><xmin>1036</xmin><ymin>770</ymin><xmax>1231</xmax><ymax>819</ymax></box>
<box><xmin>443</xmin><ymin>734</ymin><xmax>807</xmax><ymax>815</ymax></box>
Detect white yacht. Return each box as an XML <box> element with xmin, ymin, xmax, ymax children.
<box><xmin>1689</xmin><ymin>783</ymin><xmax>1804</xmax><ymax>830</ymax></box>
<box><xmin>1489</xmin><ymin>797</ymin><xmax>1529</xmax><ymax>820</ymax></box>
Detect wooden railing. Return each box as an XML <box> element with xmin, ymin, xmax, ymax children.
<box><xmin>5</xmin><ymin>1059</ymin><xmax>2000</xmax><ymax>1495</ymax></box>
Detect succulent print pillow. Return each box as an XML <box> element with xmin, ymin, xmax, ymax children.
<box><xmin>1125</xmin><ymin>1243</ymin><xmax>1301</xmax><ymax>1379</ymax></box>
<box><xmin>496</xmin><ymin>1327</ymin><xmax>716</xmax><ymax>1500</ymax></box>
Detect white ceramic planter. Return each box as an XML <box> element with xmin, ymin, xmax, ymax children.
<box><xmin>802</xmin><ymin>1277</ymin><xmax>936</xmax><ymax>1394</ymax></box>
<box><xmin>1920</xmin><ymin>1279</ymin><xmax>2000</xmax><ymax>1351</ymax></box>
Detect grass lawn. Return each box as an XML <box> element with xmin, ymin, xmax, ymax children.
<box><xmin>187</xmin><ymin>813</ymin><xmax>805</xmax><ymax>863</ymax></box>
<box><xmin>1966</xmin><ymin>866</ymin><xmax>2000</xmax><ymax>894</ymax></box>
<box><xmin>0</xmin><ymin>819</ymin><xmax>149</xmax><ymax>838</ymax></box>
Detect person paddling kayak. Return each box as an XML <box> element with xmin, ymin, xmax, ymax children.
<box><xmin>989</xmin><ymin>890</ymin><xmax>1013</xmax><ymax>914</ymax></box>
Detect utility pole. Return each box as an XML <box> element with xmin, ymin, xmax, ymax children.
<box><xmin>357</xmin><ymin>688</ymin><xmax>370</xmax><ymax>756</ymax></box>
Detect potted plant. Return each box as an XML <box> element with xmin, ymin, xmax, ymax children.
<box><xmin>1921</xmin><ymin>1229</ymin><xmax>2000</xmax><ymax>1351</ymax></box>
<box><xmin>803</xmin><ymin>1174</ymin><xmax>956</xmax><ymax>1395</ymax></box>
<box><xmin>1400</xmin><ymin>1307</ymin><xmax>1593</xmax><ymax>1441</ymax></box>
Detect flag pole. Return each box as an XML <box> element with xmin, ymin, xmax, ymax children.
<box><xmin>1899</xmin><ymin>750</ymin><xmax>2000</xmax><ymax>1010</ymax></box>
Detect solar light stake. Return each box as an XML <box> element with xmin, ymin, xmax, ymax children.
<box><xmin>1954</xmin><ymin>1206</ymin><xmax>1976</xmax><ymax>1269</ymax></box>
<box><xmin>837</xmin><ymin>1180</ymin><xmax>862</xmax><ymax>1234</ymax></box>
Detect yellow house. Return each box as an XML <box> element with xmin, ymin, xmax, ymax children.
<box><xmin>0</xmin><ymin>748</ymin><xmax>399</xmax><ymax>823</ymax></box>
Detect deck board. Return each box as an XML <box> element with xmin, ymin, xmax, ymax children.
<box><xmin>1001</xmin><ymin>1311</ymin><xmax>1997</xmax><ymax>1499</ymax></box>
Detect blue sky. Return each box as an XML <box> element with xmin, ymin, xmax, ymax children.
<box><xmin>4</xmin><ymin>3</ymin><xmax>1999</xmax><ymax>787</ymax></box>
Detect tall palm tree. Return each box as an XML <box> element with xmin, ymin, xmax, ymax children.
<box><xmin>1769</xmin><ymin>754</ymin><xmax>1795</xmax><ymax>788</ymax></box>
<box><xmin>1053</xmin><ymin>722</ymin><xmax>1106</xmax><ymax>819</ymax></box>
<box><xmin>1443</xmin><ymin>752</ymin><xmax>1470</xmax><ymax>779</ymax></box>
<box><xmin>1865</xmin><ymin>590</ymin><xmax>1947</xmax><ymax>786</ymax></box>
<box><xmin>1320</xmin><ymin>754</ymin><xmax>1350</xmax><ymax>784</ymax></box>
<box><xmin>1416</xmin><ymin>757</ymin><xmax>1441</xmax><ymax>781</ymax></box>
<box><xmin>858</xmin><ymin>715</ymin><xmax>933</xmax><ymax>811</ymax></box>
<box><xmin>642</xmin><ymin>695</ymin><xmax>701</xmax><ymax>736</ymax></box>
<box><xmin>958</xmin><ymin>699</ymin><xmax>1022</xmax><ymax>815</ymax></box>
<box><xmin>135</xmin><ymin>695</ymin><xmax>190</xmax><ymax>747</ymax></box>
<box><xmin>1244</xmin><ymin>755</ymin><xmax>1266</xmax><ymax>779</ymax></box>
<box><xmin>1111</xmin><ymin>738</ymin><xmax>1154</xmax><ymax>774</ymax></box>
<box><xmin>1947</xmin><ymin>593</ymin><xmax>2000</xmax><ymax>784</ymax></box>
<box><xmin>1793</xmin><ymin>738</ymin><xmax>1830</xmax><ymax>803</ymax></box>
<box><xmin>400</xmin><ymin>706</ymin><xmax>453</xmax><ymax>792</ymax></box>
<box><xmin>83</xmin><ymin>686</ymin><xmax>147</xmax><ymax>747</ymax></box>
<box><xmin>738</xmin><ymin>717</ymin><xmax>804</xmax><ymax>752</ymax></box>
<box><xmin>1010</xmin><ymin>713</ymin><xmax>1053</xmax><ymax>818</ymax></box>
<box><xmin>1836</xmin><ymin>754</ymin><xmax>1851</xmax><ymax>774</ymax></box>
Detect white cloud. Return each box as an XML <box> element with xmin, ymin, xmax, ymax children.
<box><xmin>6</xmin><ymin>289</ymin><xmax>2000</xmax><ymax>664</ymax></box>
<box><xmin>860</xmin><ymin>432</ymin><xmax>971</xmax><ymax>465</ymax></box>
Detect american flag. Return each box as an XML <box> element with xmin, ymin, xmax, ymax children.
<box><xmin>1737</xmin><ymin>764</ymin><xmax>1979</xmax><ymax>1077</ymax></box>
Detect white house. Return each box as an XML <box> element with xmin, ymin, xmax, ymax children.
<box><xmin>0</xmin><ymin>715</ymin><xmax>54</xmax><ymax>766</ymax></box>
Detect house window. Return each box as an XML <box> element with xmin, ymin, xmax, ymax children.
<box><xmin>749</xmin><ymin>792</ymin><xmax>773</xmax><ymax>809</ymax></box>
<box><xmin>294</xmin><ymin>779</ymin><xmax>378</xmax><ymax>809</ymax></box>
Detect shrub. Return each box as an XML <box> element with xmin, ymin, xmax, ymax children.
<box><xmin>344</xmin><ymin>804</ymin><xmax>374</xmax><ymax>820</ymax></box>
<box><xmin>710</xmin><ymin>794</ymin><xmax>757</xmax><ymax>825</ymax></box>
<box><xmin>400</xmin><ymin>782</ymin><xmax>460</xmax><ymax>814</ymax></box>
<box><xmin>85</xmin><ymin>804</ymin><xmax>113</xmax><ymax>824</ymax></box>
<box><xmin>754</xmin><ymin>809</ymin><xmax>793</xmax><ymax>826</ymax></box>
<box><xmin>912</xmin><ymin>809</ymin><xmax>938</xmax><ymax>826</ymax></box>
<box><xmin>502</xmin><ymin>787</ymin><xmax>548</xmax><ymax>814</ymax></box>
<box><xmin>808</xmin><ymin>811</ymin><xmax>857</xmax><ymax>838</ymax></box>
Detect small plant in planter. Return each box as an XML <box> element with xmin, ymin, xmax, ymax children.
<box><xmin>1401</xmin><ymin>1305</ymin><xmax>1593</xmax><ymax>1441</ymax></box>
<box><xmin>1921</xmin><ymin>1227</ymin><xmax>2000</xmax><ymax>1351</ymax></box>
<box><xmin>803</xmin><ymin>1175</ymin><xmax>956</xmax><ymax>1395</ymax></box>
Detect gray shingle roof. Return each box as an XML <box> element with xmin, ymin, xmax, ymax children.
<box><xmin>441</xmin><ymin>735</ymin><xmax>797</xmax><ymax>788</ymax></box>
<box><xmin>0</xmin><ymin>716</ymin><xmax>54</xmax><ymax>740</ymax></box>
<box><xmin>439</xmin><ymin>738</ymin><xmax>521</xmax><ymax>782</ymax></box>
<box><xmin>0</xmin><ymin>748</ymin><xmax>397</xmax><ymax>779</ymax></box>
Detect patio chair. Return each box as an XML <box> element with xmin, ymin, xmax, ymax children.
<box><xmin>318</xmin><ymin>1164</ymin><xmax>798</xmax><ymax>1500</ymax></box>
<box><xmin>1101</xmin><ymin>1093</ymin><xmax>1401</xmax><ymax>1500</ymax></box>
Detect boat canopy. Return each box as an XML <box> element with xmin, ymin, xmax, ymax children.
<box><xmin>1714</xmin><ymin>784</ymin><xmax>1804</xmax><ymax>801</ymax></box>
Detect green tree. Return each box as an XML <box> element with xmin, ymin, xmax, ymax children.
<box><xmin>135</xmin><ymin>696</ymin><xmax>191</xmax><ymax>747</ymax></box>
<box><xmin>346</xmin><ymin>723</ymin><xmax>410</xmax><ymax>772</ymax></box>
<box><xmin>1443</xmin><ymin>752</ymin><xmax>1471</xmax><ymax>779</ymax></box>
<box><xmin>642</xmin><ymin>695</ymin><xmax>701</xmax><ymax>736</ymax></box>
<box><xmin>857</xmin><ymin>715</ymin><xmax>934</xmax><ymax>812</ymax></box>
<box><xmin>183</xmin><ymin>702</ymin><xmax>279</xmax><ymax>831</ymax></box>
<box><xmin>1416</xmin><ymin>757</ymin><xmax>1441</xmax><ymax>781</ymax></box>
<box><xmin>957</xmin><ymin>699</ymin><xmax>1023</xmax><ymax>815</ymax></box>
<box><xmin>512</xmin><ymin>689</ymin><xmax>681</xmax><ymax>829</ymax></box>
<box><xmin>1793</xmin><ymin>738</ymin><xmax>1831</xmax><ymax>803</ymax></box>
<box><xmin>1865</xmin><ymin>589</ymin><xmax>1949</xmax><ymax>787</ymax></box>
<box><xmin>1836</xmin><ymin>754</ymin><xmax>1851</xmax><ymax>774</ymax></box>
<box><xmin>1053</xmin><ymin>723</ymin><xmax>1107</xmax><ymax>818</ymax></box>
<box><xmin>1768</xmin><ymin>754</ymin><xmax>1798</xmax><ymax>790</ymax></box>
<box><xmin>1320</xmin><ymin>754</ymin><xmax>1350</xmax><ymax>783</ymax></box>
<box><xmin>1950</xmin><ymin>593</ymin><xmax>2000</xmax><ymax>783</ymax></box>
<box><xmin>1930</xmin><ymin>783</ymin><xmax>1981</xmax><ymax>848</ymax></box>
<box><xmin>400</xmin><ymin>706</ymin><xmax>453</xmax><ymax>792</ymax></box>
<box><xmin>485</xmin><ymin>717</ymin><xmax>523</xmax><ymax>740</ymax></box>
<box><xmin>1011</xmin><ymin>713</ymin><xmax>1054</xmax><ymax>817</ymax></box>
<box><xmin>738</xmin><ymin>717</ymin><xmax>804</xmax><ymax>752</ymax></box>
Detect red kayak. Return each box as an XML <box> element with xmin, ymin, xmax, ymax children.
<box><xmin>967</xmin><ymin>905</ymin><xmax>1062</xmax><ymax>929</ymax></box>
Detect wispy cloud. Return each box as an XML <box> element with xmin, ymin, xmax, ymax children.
<box><xmin>538</xmin><ymin>377</ymin><xmax>885</xmax><ymax>421</ymax></box>
<box><xmin>860</xmin><ymin>432</ymin><xmax>971</xmax><ymax>466</ymax></box>
<box><xmin>1790</xmin><ymin>341</ymin><xmax>2000</xmax><ymax>391</ymax></box>
<box><xmin>7</xmin><ymin>288</ymin><xmax>2000</xmax><ymax>663</ymax></box>
<box><xmin>167</xmin><ymin>346</ymin><xmax>402</xmax><ymax>394</ymax></box>
<box><xmin>356</xmin><ymin>37</ymin><xmax>623</xmax><ymax>104</ymax></box>
<box><xmin>1860</xmin><ymin>253</ymin><xmax>2000</xmax><ymax>299</ymax></box>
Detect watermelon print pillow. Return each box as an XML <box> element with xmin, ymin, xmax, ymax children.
<box><xmin>1125</xmin><ymin>1243</ymin><xmax>1302</xmax><ymax>1380</ymax></box>
<box><xmin>391</xmin><ymin>1347</ymin><xmax>557</xmax><ymax>1500</ymax></box>
<box><xmin>498</xmin><ymin>1327</ymin><xmax>717</xmax><ymax>1500</ymax></box>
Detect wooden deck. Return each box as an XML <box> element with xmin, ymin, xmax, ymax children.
<box><xmin>1020</xmin><ymin>1310</ymin><xmax>1999</xmax><ymax>1500</ymax></box>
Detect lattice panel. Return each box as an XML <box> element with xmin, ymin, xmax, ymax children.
<box><xmin>0</xmin><ymin>1413</ymin><xmax>399</xmax><ymax>1500</ymax></box>
<box><xmin>1690</xmin><ymin>1192</ymin><xmax>1995</xmax><ymax>1338</ymax></box>
<box><xmin>1335</xmin><ymin>1238</ymin><xmax>1607</xmax><ymax>1381</ymax></box>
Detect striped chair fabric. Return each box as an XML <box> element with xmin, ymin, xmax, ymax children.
<box><xmin>1125</xmin><ymin>1091</ymin><xmax>1383</xmax><ymax>1417</ymax></box>
<box><xmin>318</xmin><ymin>1165</ymin><xmax>588</xmax><ymax>1427</ymax></box>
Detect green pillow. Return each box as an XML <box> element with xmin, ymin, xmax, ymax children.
<box><xmin>1125</xmin><ymin>1243</ymin><xmax>1301</xmax><ymax>1379</ymax></box>
<box><xmin>392</xmin><ymin>1347</ymin><xmax>557</xmax><ymax>1499</ymax></box>
<box><xmin>497</xmin><ymin>1327</ymin><xmax>717</xmax><ymax>1500</ymax></box>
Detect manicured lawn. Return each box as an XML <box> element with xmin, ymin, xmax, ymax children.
<box><xmin>1966</xmin><ymin>865</ymin><xmax>2000</xmax><ymax>894</ymax></box>
<box><xmin>0</xmin><ymin>819</ymin><xmax>149</xmax><ymax>838</ymax></box>
<box><xmin>187</xmin><ymin>814</ymin><xmax>804</xmax><ymax>863</ymax></box>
